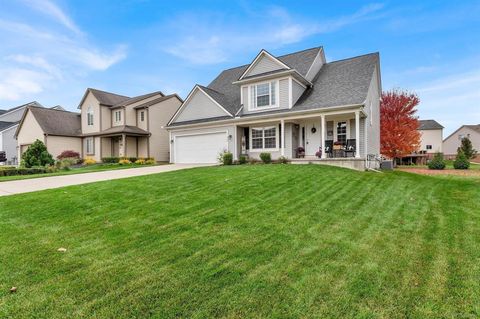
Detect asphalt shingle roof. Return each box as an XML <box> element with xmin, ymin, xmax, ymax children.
<box><xmin>465</xmin><ymin>124</ymin><xmax>480</xmax><ymax>134</ymax></box>
<box><xmin>133</xmin><ymin>94</ymin><xmax>182</xmax><ymax>109</ymax></box>
<box><xmin>28</xmin><ymin>106</ymin><xmax>81</xmax><ymax>136</ymax></box>
<box><xmin>87</xmin><ymin>125</ymin><xmax>149</xmax><ymax>136</ymax></box>
<box><xmin>418</xmin><ymin>119</ymin><xmax>444</xmax><ymax>130</ymax></box>
<box><xmin>113</xmin><ymin>91</ymin><xmax>164</xmax><ymax>108</ymax></box>
<box><xmin>0</xmin><ymin>121</ymin><xmax>18</xmax><ymax>131</ymax></box>
<box><xmin>88</xmin><ymin>88</ymin><xmax>130</xmax><ymax>106</ymax></box>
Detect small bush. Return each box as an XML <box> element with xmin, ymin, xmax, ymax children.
<box><xmin>119</xmin><ymin>158</ymin><xmax>131</xmax><ymax>165</ymax></box>
<box><xmin>83</xmin><ymin>157</ymin><xmax>96</xmax><ymax>165</ymax></box>
<box><xmin>57</xmin><ymin>150</ymin><xmax>80</xmax><ymax>160</ymax></box>
<box><xmin>102</xmin><ymin>157</ymin><xmax>119</xmax><ymax>163</ymax></box>
<box><xmin>428</xmin><ymin>152</ymin><xmax>446</xmax><ymax>170</ymax></box>
<box><xmin>260</xmin><ymin>152</ymin><xmax>271</xmax><ymax>164</ymax></box>
<box><xmin>277</xmin><ymin>156</ymin><xmax>288</xmax><ymax>164</ymax></box>
<box><xmin>128</xmin><ymin>157</ymin><xmax>137</xmax><ymax>163</ymax></box>
<box><xmin>249</xmin><ymin>157</ymin><xmax>259</xmax><ymax>165</ymax></box>
<box><xmin>219</xmin><ymin>151</ymin><xmax>233</xmax><ymax>165</ymax></box>
<box><xmin>135</xmin><ymin>159</ymin><xmax>146</xmax><ymax>165</ymax></box>
<box><xmin>56</xmin><ymin>158</ymin><xmax>77</xmax><ymax>170</ymax></box>
<box><xmin>145</xmin><ymin>158</ymin><xmax>155</xmax><ymax>165</ymax></box>
<box><xmin>238</xmin><ymin>155</ymin><xmax>247</xmax><ymax>164</ymax></box>
<box><xmin>453</xmin><ymin>150</ymin><xmax>470</xmax><ymax>169</ymax></box>
<box><xmin>0</xmin><ymin>167</ymin><xmax>48</xmax><ymax>177</ymax></box>
<box><xmin>22</xmin><ymin>139</ymin><xmax>54</xmax><ymax>168</ymax></box>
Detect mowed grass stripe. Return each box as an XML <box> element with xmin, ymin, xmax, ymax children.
<box><xmin>1</xmin><ymin>165</ymin><xmax>480</xmax><ymax>318</ymax></box>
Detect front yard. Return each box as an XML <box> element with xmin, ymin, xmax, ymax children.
<box><xmin>1</xmin><ymin>165</ymin><xmax>480</xmax><ymax>318</ymax></box>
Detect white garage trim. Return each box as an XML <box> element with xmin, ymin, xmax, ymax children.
<box><xmin>173</xmin><ymin>130</ymin><xmax>229</xmax><ymax>164</ymax></box>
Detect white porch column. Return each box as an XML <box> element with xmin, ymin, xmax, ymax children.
<box><xmin>121</xmin><ymin>134</ymin><xmax>126</xmax><ymax>157</ymax></box>
<box><xmin>355</xmin><ymin>110</ymin><xmax>360</xmax><ymax>158</ymax></box>
<box><xmin>321</xmin><ymin>115</ymin><xmax>326</xmax><ymax>159</ymax></box>
<box><xmin>233</xmin><ymin>125</ymin><xmax>238</xmax><ymax>160</ymax></box>
<box><xmin>280</xmin><ymin>119</ymin><xmax>285</xmax><ymax>157</ymax></box>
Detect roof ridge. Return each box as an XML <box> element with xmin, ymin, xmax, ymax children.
<box><xmin>326</xmin><ymin>52</ymin><xmax>379</xmax><ymax>65</ymax></box>
<box><xmin>29</xmin><ymin>105</ymin><xmax>79</xmax><ymax>114</ymax></box>
<box><xmin>88</xmin><ymin>87</ymin><xmax>130</xmax><ymax>98</ymax></box>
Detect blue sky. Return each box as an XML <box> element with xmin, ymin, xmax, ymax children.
<box><xmin>0</xmin><ymin>0</ymin><xmax>479</xmax><ymax>135</ymax></box>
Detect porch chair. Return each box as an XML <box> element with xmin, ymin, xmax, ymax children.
<box><xmin>324</xmin><ymin>140</ymin><xmax>333</xmax><ymax>158</ymax></box>
<box><xmin>345</xmin><ymin>139</ymin><xmax>356</xmax><ymax>157</ymax></box>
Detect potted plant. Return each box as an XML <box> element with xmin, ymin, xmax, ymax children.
<box><xmin>296</xmin><ymin>146</ymin><xmax>305</xmax><ymax>158</ymax></box>
<box><xmin>333</xmin><ymin>141</ymin><xmax>343</xmax><ymax>150</ymax></box>
<box><xmin>315</xmin><ymin>148</ymin><xmax>322</xmax><ymax>158</ymax></box>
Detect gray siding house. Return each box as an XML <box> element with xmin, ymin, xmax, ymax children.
<box><xmin>0</xmin><ymin>101</ymin><xmax>43</xmax><ymax>165</ymax></box>
<box><xmin>167</xmin><ymin>46</ymin><xmax>382</xmax><ymax>170</ymax></box>
<box><xmin>443</xmin><ymin>124</ymin><xmax>480</xmax><ymax>159</ymax></box>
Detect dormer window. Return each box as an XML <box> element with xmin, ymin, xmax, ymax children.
<box><xmin>87</xmin><ymin>106</ymin><xmax>94</xmax><ymax>126</ymax></box>
<box><xmin>250</xmin><ymin>81</ymin><xmax>277</xmax><ymax>110</ymax></box>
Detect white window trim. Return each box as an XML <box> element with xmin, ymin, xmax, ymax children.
<box><xmin>333</xmin><ymin>120</ymin><xmax>350</xmax><ymax>143</ymax></box>
<box><xmin>87</xmin><ymin>107</ymin><xmax>94</xmax><ymax>126</ymax></box>
<box><xmin>249</xmin><ymin>126</ymin><xmax>279</xmax><ymax>152</ymax></box>
<box><xmin>114</xmin><ymin>110</ymin><xmax>122</xmax><ymax>123</ymax></box>
<box><xmin>248</xmin><ymin>80</ymin><xmax>279</xmax><ymax>112</ymax></box>
<box><xmin>86</xmin><ymin>137</ymin><xmax>94</xmax><ymax>155</ymax></box>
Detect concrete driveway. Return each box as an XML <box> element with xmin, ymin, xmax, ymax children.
<box><xmin>0</xmin><ymin>164</ymin><xmax>211</xmax><ymax>196</ymax></box>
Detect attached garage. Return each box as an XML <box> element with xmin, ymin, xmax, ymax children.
<box><xmin>174</xmin><ymin>131</ymin><xmax>228</xmax><ymax>163</ymax></box>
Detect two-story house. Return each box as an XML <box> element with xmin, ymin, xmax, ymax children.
<box><xmin>167</xmin><ymin>46</ymin><xmax>381</xmax><ymax>170</ymax></box>
<box><xmin>417</xmin><ymin>120</ymin><xmax>444</xmax><ymax>154</ymax></box>
<box><xmin>16</xmin><ymin>88</ymin><xmax>182</xmax><ymax>162</ymax></box>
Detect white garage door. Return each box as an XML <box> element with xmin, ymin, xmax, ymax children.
<box><xmin>175</xmin><ymin>131</ymin><xmax>228</xmax><ymax>163</ymax></box>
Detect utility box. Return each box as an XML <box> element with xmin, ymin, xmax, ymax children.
<box><xmin>380</xmin><ymin>160</ymin><xmax>394</xmax><ymax>170</ymax></box>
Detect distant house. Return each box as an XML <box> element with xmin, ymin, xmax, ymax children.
<box><xmin>15</xmin><ymin>106</ymin><xmax>82</xmax><ymax>160</ymax></box>
<box><xmin>0</xmin><ymin>101</ymin><xmax>44</xmax><ymax>165</ymax></box>
<box><xmin>443</xmin><ymin>124</ymin><xmax>480</xmax><ymax>160</ymax></box>
<box><xmin>418</xmin><ymin>120</ymin><xmax>443</xmax><ymax>154</ymax></box>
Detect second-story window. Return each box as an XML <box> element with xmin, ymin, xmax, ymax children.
<box><xmin>87</xmin><ymin>106</ymin><xmax>94</xmax><ymax>126</ymax></box>
<box><xmin>115</xmin><ymin>110</ymin><xmax>122</xmax><ymax>123</ymax></box>
<box><xmin>250</xmin><ymin>81</ymin><xmax>276</xmax><ymax>109</ymax></box>
<box><xmin>140</xmin><ymin>111</ymin><xmax>145</xmax><ymax>122</ymax></box>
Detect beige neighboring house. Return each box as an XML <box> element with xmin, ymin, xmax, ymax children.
<box><xmin>78</xmin><ymin>88</ymin><xmax>183</xmax><ymax>162</ymax></box>
<box><xmin>418</xmin><ymin>120</ymin><xmax>444</xmax><ymax>153</ymax></box>
<box><xmin>15</xmin><ymin>106</ymin><xmax>82</xmax><ymax>160</ymax></box>
<box><xmin>443</xmin><ymin>124</ymin><xmax>480</xmax><ymax>159</ymax></box>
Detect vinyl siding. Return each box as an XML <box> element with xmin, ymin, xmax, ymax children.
<box><xmin>174</xmin><ymin>89</ymin><xmax>227</xmax><ymax>123</ymax></box>
<box><xmin>291</xmin><ymin>80</ymin><xmax>305</xmax><ymax>106</ymax></box>
<box><xmin>101</xmin><ymin>106</ymin><xmax>111</xmax><ymax>130</ymax></box>
<box><xmin>242</xmin><ymin>86</ymin><xmax>248</xmax><ymax>109</ymax></box>
<box><xmin>1</xmin><ymin>124</ymin><xmax>19</xmax><ymax>164</ymax></box>
<box><xmin>419</xmin><ymin>129</ymin><xmax>443</xmax><ymax>153</ymax></box>
<box><xmin>245</xmin><ymin>55</ymin><xmax>285</xmax><ymax>77</ymax></box>
<box><xmin>363</xmin><ymin>65</ymin><xmax>381</xmax><ymax>156</ymax></box>
<box><xmin>112</xmin><ymin>109</ymin><xmax>124</xmax><ymax>126</ymax></box>
<box><xmin>443</xmin><ymin>127</ymin><xmax>480</xmax><ymax>155</ymax></box>
<box><xmin>137</xmin><ymin>109</ymin><xmax>148</xmax><ymax>130</ymax></box>
<box><xmin>16</xmin><ymin>110</ymin><xmax>45</xmax><ymax>161</ymax></box>
<box><xmin>243</xmin><ymin>78</ymin><xmax>290</xmax><ymax>115</ymax></box>
<box><xmin>80</xmin><ymin>92</ymin><xmax>101</xmax><ymax>134</ymax></box>
<box><xmin>46</xmin><ymin>136</ymin><xmax>82</xmax><ymax>159</ymax></box>
<box><xmin>279</xmin><ymin>79</ymin><xmax>289</xmax><ymax>109</ymax></box>
<box><xmin>305</xmin><ymin>48</ymin><xmax>326</xmax><ymax>81</ymax></box>
<box><xmin>124</xmin><ymin>94</ymin><xmax>162</xmax><ymax>127</ymax></box>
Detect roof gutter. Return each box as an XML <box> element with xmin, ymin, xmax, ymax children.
<box><xmin>167</xmin><ymin>103</ymin><xmax>364</xmax><ymax>130</ymax></box>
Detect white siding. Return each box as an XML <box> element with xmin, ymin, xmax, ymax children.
<box><xmin>291</xmin><ymin>80</ymin><xmax>305</xmax><ymax>106</ymax></box>
<box><xmin>443</xmin><ymin>126</ymin><xmax>480</xmax><ymax>155</ymax></box>
<box><xmin>305</xmin><ymin>48</ymin><xmax>326</xmax><ymax>81</ymax></box>
<box><xmin>419</xmin><ymin>129</ymin><xmax>443</xmax><ymax>153</ymax></box>
<box><xmin>245</xmin><ymin>55</ymin><xmax>285</xmax><ymax>77</ymax></box>
<box><xmin>279</xmin><ymin>79</ymin><xmax>289</xmax><ymax>109</ymax></box>
<box><xmin>1</xmin><ymin>124</ymin><xmax>19</xmax><ymax>164</ymax></box>
<box><xmin>242</xmin><ymin>86</ymin><xmax>248</xmax><ymax>109</ymax></box>
<box><xmin>174</xmin><ymin>89</ymin><xmax>228</xmax><ymax>123</ymax></box>
<box><xmin>363</xmin><ymin>65</ymin><xmax>381</xmax><ymax>156</ymax></box>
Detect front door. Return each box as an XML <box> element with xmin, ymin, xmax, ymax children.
<box><xmin>305</xmin><ymin>120</ymin><xmax>320</xmax><ymax>155</ymax></box>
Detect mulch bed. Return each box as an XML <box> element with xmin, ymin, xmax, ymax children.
<box><xmin>397</xmin><ymin>167</ymin><xmax>480</xmax><ymax>177</ymax></box>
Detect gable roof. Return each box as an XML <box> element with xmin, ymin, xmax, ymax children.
<box><xmin>418</xmin><ymin>120</ymin><xmax>444</xmax><ymax>130</ymax></box>
<box><xmin>84</xmin><ymin>125</ymin><xmax>149</xmax><ymax>137</ymax></box>
<box><xmin>238</xmin><ymin>49</ymin><xmax>292</xmax><ymax>80</ymax></box>
<box><xmin>0</xmin><ymin>101</ymin><xmax>43</xmax><ymax>119</ymax></box>
<box><xmin>112</xmin><ymin>91</ymin><xmax>164</xmax><ymax>108</ymax></box>
<box><xmin>443</xmin><ymin>124</ymin><xmax>480</xmax><ymax>141</ymax></box>
<box><xmin>133</xmin><ymin>94</ymin><xmax>183</xmax><ymax>109</ymax></box>
<box><xmin>0</xmin><ymin>110</ymin><xmax>7</xmax><ymax>115</ymax></box>
<box><xmin>16</xmin><ymin>106</ymin><xmax>81</xmax><ymax>137</ymax></box>
<box><xmin>78</xmin><ymin>88</ymin><xmax>130</xmax><ymax>108</ymax></box>
<box><xmin>0</xmin><ymin>121</ymin><xmax>18</xmax><ymax>132</ymax></box>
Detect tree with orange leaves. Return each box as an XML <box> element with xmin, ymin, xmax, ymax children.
<box><xmin>380</xmin><ymin>90</ymin><xmax>421</xmax><ymax>159</ymax></box>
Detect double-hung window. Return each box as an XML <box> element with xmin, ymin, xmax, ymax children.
<box><xmin>336</xmin><ymin>122</ymin><xmax>347</xmax><ymax>145</ymax></box>
<box><xmin>251</xmin><ymin>127</ymin><xmax>277</xmax><ymax>150</ymax></box>
<box><xmin>140</xmin><ymin>111</ymin><xmax>145</xmax><ymax>122</ymax></box>
<box><xmin>86</xmin><ymin>137</ymin><xmax>94</xmax><ymax>155</ymax></box>
<box><xmin>250</xmin><ymin>81</ymin><xmax>276</xmax><ymax>109</ymax></box>
<box><xmin>87</xmin><ymin>107</ymin><xmax>94</xmax><ymax>126</ymax></box>
<box><xmin>115</xmin><ymin>110</ymin><xmax>122</xmax><ymax>123</ymax></box>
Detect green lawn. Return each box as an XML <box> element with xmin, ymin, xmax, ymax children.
<box><xmin>1</xmin><ymin>165</ymin><xmax>480</xmax><ymax>318</ymax></box>
<box><xmin>0</xmin><ymin>163</ymin><xmax>162</xmax><ymax>182</ymax></box>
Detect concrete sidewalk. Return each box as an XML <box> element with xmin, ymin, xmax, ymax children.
<box><xmin>0</xmin><ymin>164</ymin><xmax>210</xmax><ymax>196</ymax></box>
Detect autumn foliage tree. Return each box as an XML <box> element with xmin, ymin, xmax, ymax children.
<box><xmin>380</xmin><ymin>90</ymin><xmax>421</xmax><ymax>159</ymax></box>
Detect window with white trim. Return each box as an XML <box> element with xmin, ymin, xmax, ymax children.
<box><xmin>250</xmin><ymin>81</ymin><xmax>277</xmax><ymax>109</ymax></box>
<box><xmin>115</xmin><ymin>110</ymin><xmax>122</xmax><ymax>123</ymax></box>
<box><xmin>426</xmin><ymin>145</ymin><xmax>432</xmax><ymax>150</ymax></box>
<box><xmin>87</xmin><ymin>107</ymin><xmax>94</xmax><ymax>126</ymax></box>
<box><xmin>251</xmin><ymin>126</ymin><xmax>277</xmax><ymax>150</ymax></box>
<box><xmin>86</xmin><ymin>137</ymin><xmax>94</xmax><ymax>154</ymax></box>
<box><xmin>336</xmin><ymin>122</ymin><xmax>347</xmax><ymax>144</ymax></box>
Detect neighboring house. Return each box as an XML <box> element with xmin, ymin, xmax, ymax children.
<box><xmin>77</xmin><ymin>88</ymin><xmax>183</xmax><ymax>162</ymax></box>
<box><xmin>0</xmin><ymin>101</ymin><xmax>44</xmax><ymax>165</ymax></box>
<box><xmin>15</xmin><ymin>106</ymin><xmax>82</xmax><ymax>160</ymax></box>
<box><xmin>418</xmin><ymin>120</ymin><xmax>443</xmax><ymax>153</ymax></box>
<box><xmin>167</xmin><ymin>46</ymin><xmax>381</xmax><ymax>170</ymax></box>
<box><xmin>443</xmin><ymin>124</ymin><xmax>480</xmax><ymax>160</ymax></box>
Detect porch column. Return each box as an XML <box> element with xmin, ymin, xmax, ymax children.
<box><xmin>233</xmin><ymin>125</ymin><xmax>238</xmax><ymax>160</ymax></box>
<box><xmin>321</xmin><ymin>115</ymin><xmax>326</xmax><ymax>159</ymax></box>
<box><xmin>121</xmin><ymin>134</ymin><xmax>126</xmax><ymax>157</ymax></box>
<box><xmin>355</xmin><ymin>110</ymin><xmax>360</xmax><ymax>158</ymax></box>
<box><xmin>280</xmin><ymin>119</ymin><xmax>285</xmax><ymax>157</ymax></box>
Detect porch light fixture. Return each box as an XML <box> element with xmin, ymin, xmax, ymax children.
<box><xmin>170</xmin><ymin>139</ymin><xmax>174</xmax><ymax>144</ymax></box>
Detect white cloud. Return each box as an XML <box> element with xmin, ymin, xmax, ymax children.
<box><xmin>163</xmin><ymin>3</ymin><xmax>385</xmax><ymax>64</ymax></box>
<box><xmin>21</xmin><ymin>0</ymin><xmax>82</xmax><ymax>35</ymax></box>
<box><xmin>0</xmin><ymin>2</ymin><xmax>127</xmax><ymax>102</ymax></box>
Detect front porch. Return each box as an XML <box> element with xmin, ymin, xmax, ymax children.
<box><xmin>100</xmin><ymin>133</ymin><xmax>150</xmax><ymax>159</ymax></box>
<box><xmin>235</xmin><ymin>109</ymin><xmax>366</xmax><ymax>165</ymax></box>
